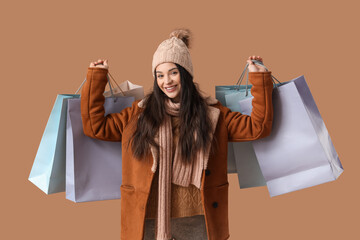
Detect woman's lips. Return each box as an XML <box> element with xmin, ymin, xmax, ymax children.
<box><xmin>165</xmin><ymin>85</ymin><xmax>176</xmax><ymax>92</ymax></box>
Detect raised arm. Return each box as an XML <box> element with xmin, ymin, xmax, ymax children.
<box><xmin>219</xmin><ymin>71</ymin><xmax>274</xmax><ymax>142</ymax></box>
<box><xmin>80</xmin><ymin>67</ymin><xmax>136</xmax><ymax>142</ymax></box>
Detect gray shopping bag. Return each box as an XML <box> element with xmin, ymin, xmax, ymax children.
<box><xmin>66</xmin><ymin>96</ymin><xmax>134</xmax><ymax>202</ymax></box>
<box><xmin>215</xmin><ymin>85</ymin><xmax>251</xmax><ymax>175</ymax></box>
<box><xmin>239</xmin><ymin>75</ymin><xmax>343</xmax><ymax>197</ymax></box>
<box><xmin>225</xmin><ymin>89</ymin><xmax>267</xmax><ymax>189</ymax></box>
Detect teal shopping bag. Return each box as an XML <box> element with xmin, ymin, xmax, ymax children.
<box><xmin>215</xmin><ymin>85</ymin><xmax>252</xmax><ymax>175</ymax></box>
<box><xmin>29</xmin><ymin>94</ymin><xmax>80</xmax><ymax>194</ymax></box>
<box><xmin>215</xmin><ymin>60</ymin><xmax>279</xmax><ymax>188</ymax></box>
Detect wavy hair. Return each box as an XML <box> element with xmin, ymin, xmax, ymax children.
<box><xmin>127</xmin><ymin>63</ymin><xmax>215</xmax><ymax>164</ymax></box>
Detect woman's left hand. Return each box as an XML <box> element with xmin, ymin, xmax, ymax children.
<box><xmin>247</xmin><ymin>56</ymin><xmax>268</xmax><ymax>72</ymax></box>
<box><xmin>90</xmin><ymin>59</ymin><xmax>109</xmax><ymax>69</ymax></box>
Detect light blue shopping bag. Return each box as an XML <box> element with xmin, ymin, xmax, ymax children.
<box><xmin>29</xmin><ymin>94</ymin><xmax>80</xmax><ymax>194</ymax></box>
<box><xmin>28</xmin><ymin>75</ymin><xmax>113</xmax><ymax>194</ymax></box>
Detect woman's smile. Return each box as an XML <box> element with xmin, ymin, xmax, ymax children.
<box><xmin>164</xmin><ymin>85</ymin><xmax>177</xmax><ymax>92</ymax></box>
<box><xmin>156</xmin><ymin>62</ymin><xmax>182</xmax><ymax>102</ymax></box>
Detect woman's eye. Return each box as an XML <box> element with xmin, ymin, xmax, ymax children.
<box><xmin>158</xmin><ymin>75</ymin><xmax>163</xmax><ymax>78</ymax></box>
<box><xmin>172</xmin><ymin>71</ymin><xmax>178</xmax><ymax>75</ymax></box>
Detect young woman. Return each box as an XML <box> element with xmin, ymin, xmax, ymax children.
<box><xmin>81</xmin><ymin>29</ymin><xmax>273</xmax><ymax>240</ymax></box>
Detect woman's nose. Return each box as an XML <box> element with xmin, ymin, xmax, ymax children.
<box><xmin>164</xmin><ymin>76</ymin><xmax>173</xmax><ymax>84</ymax></box>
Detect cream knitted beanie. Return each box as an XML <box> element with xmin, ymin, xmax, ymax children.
<box><xmin>152</xmin><ymin>28</ymin><xmax>194</xmax><ymax>78</ymax></box>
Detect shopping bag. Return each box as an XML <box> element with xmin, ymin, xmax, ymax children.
<box><xmin>215</xmin><ymin>84</ymin><xmax>250</xmax><ymax>175</ymax></box>
<box><xmin>66</xmin><ymin>74</ymin><xmax>135</xmax><ymax>202</ymax></box>
<box><xmin>215</xmin><ymin>61</ymin><xmax>270</xmax><ymax>188</ymax></box>
<box><xmin>29</xmin><ymin>94</ymin><xmax>80</xmax><ymax>194</ymax></box>
<box><xmin>103</xmin><ymin>72</ymin><xmax>144</xmax><ymax>100</ymax></box>
<box><xmin>216</xmin><ymin>86</ymin><xmax>266</xmax><ymax>187</ymax></box>
<box><xmin>238</xmin><ymin>74</ymin><xmax>343</xmax><ymax>197</ymax></box>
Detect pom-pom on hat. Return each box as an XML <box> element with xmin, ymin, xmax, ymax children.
<box><xmin>152</xmin><ymin>28</ymin><xmax>194</xmax><ymax>78</ymax></box>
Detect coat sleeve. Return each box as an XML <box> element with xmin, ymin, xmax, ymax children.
<box><xmin>80</xmin><ymin>67</ymin><xmax>137</xmax><ymax>142</ymax></box>
<box><xmin>219</xmin><ymin>71</ymin><xmax>274</xmax><ymax>142</ymax></box>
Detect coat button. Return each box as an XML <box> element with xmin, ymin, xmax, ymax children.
<box><xmin>212</xmin><ymin>201</ymin><xmax>218</xmax><ymax>208</ymax></box>
<box><xmin>205</xmin><ymin>169</ymin><xmax>211</xmax><ymax>176</ymax></box>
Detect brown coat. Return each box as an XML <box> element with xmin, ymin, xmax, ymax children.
<box><xmin>81</xmin><ymin>67</ymin><xmax>274</xmax><ymax>240</ymax></box>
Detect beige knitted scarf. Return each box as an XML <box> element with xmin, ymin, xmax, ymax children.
<box><xmin>148</xmin><ymin>97</ymin><xmax>220</xmax><ymax>240</ymax></box>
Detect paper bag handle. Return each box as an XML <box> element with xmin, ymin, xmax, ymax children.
<box><xmin>235</xmin><ymin>60</ymin><xmax>282</xmax><ymax>96</ymax></box>
<box><xmin>75</xmin><ymin>71</ymin><xmax>123</xmax><ymax>103</ymax></box>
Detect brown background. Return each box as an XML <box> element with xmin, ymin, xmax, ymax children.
<box><xmin>1</xmin><ymin>0</ymin><xmax>359</xmax><ymax>239</ymax></box>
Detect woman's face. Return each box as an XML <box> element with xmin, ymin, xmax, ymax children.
<box><xmin>156</xmin><ymin>62</ymin><xmax>181</xmax><ymax>103</ymax></box>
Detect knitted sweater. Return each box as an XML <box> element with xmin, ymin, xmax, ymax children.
<box><xmin>145</xmin><ymin>115</ymin><xmax>204</xmax><ymax>219</ymax></box>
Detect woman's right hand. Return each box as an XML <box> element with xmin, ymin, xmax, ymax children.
<box><xmin>89</xmin><ymin>59</ymin><xmax>109</xmax><ymax>69</ymax></box>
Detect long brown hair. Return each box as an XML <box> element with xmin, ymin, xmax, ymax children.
<box><xmin>128</xmin><ymin>63</ymin><xmax>214</xmax><ymax>164</ymax></box>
